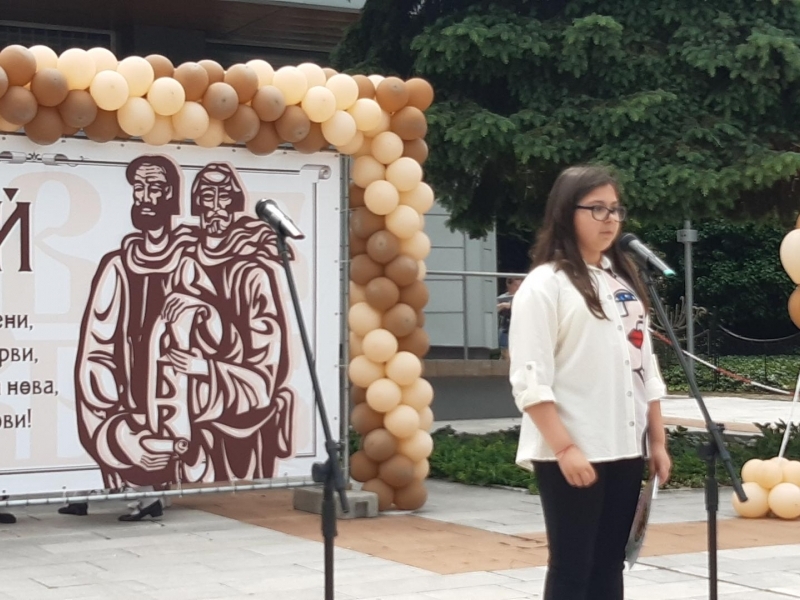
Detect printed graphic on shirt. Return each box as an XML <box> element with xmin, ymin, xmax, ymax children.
<box><xmin>610</xmin><ymin>277</ymin><xmax>645</xmax><ymax>384</ymax></box>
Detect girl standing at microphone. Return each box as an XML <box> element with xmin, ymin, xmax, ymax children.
<box><xmin>508</xmin><ymin>165</ymin><xmax>671</xmax><ymax>600</ymax></box>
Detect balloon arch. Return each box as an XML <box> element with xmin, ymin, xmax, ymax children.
<box><xmin>0</xmin><ymin>44</ymin><xmax>435</xmax><ymax>512</ymax></box>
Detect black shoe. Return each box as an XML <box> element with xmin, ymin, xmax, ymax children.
<box><xmin>58</xmin><ymin>502</ymin><xmax>88</xmax><ymax>516</ymax></box>
<box><xmin>118</xmin><ymin>500</ymin><xmax>163</xmax><ymax>522</ymax></box>
<box><xmin>0</xmin><ymin>513</ymin><xmax>16</xmax><ymax>524</ymax></box>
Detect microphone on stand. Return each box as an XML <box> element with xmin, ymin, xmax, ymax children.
<box><xmin>255</xmin><ymin>199</ymin><xmax>305</xmax><ymax>240</ymax></box>
<box><xmin>617</xmin><ymin>233</ymin><xmax>675</xmax><ymax>277</ymax></box>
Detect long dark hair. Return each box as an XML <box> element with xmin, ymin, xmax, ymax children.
<box><xmin>530</xmin><ymin>165</ymin><xmax>649</xmax><ymax>319</ymax></box>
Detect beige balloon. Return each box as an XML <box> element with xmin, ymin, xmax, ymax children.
<box><xmin>302</xmin><ymin>86</ymin><xmax>337</xmax><ymax>123</ymax></box>
<box><xmin>417</xmin><ymin>260</ymin><xmax>427</xmax><ymax>281</ymax></box>
<box><xmin>0</xmin><ymin>114</ymin><xmax>21</xmax><ymax>132</ymax></box>
<box><xmin>741</xmin><ymin>459</ymin><xmax>763</xmax><ymax>484</ymax></box>
<box><xmin>399</xmin><ymin>231</ymin><xmax>431</xmax><ymax>261</ymax></box>
<box><xmin>768</xmin><ymin>482</ymin><xmax>800</xmax><ymax>519</ymax></box>
<box><xmin>297</xmin><ymin>62</ymin><xmax>327</xmax><ymax>88</ymax></box>
<box><xmin>348</xmin><ymin>98</ymin><xmax>382</xmax><ymax>132</ymax></box>
<box><xmin>348</xmin><ymin>301</ymin><xmax>383</xmax><ymax>338</ymax></box>
<box><xmin>731</xmin><ymin>482</ymin><xmax>770</xmax><ymax>518</ymax></box>
<box><xmin>58</xmin><ymin>48</ymin><xmax>96</xmax><ymax>90</ymax></box>
<box><xmin>366</xmin><ymin>378</ymin><xmax>403</xmax><ymax>413</ymax></box>
<box><xmin>321</xmin><ymin>110</ymin><xmax>357</xmax><ymax>147</ymax></box>
<box><xmin>364</xmin><ymin>109</ymin><xmax>391</xmax><ymax>138</ymax></box>
<box><xmin>89</xmin><ymin>70</ymin><xmax>129</xmax><ymax>111</ymax></box>
<box><xmin>362</xmin><ymin>328</ymin><xmax>398</xmax><ymax>363</ymax></box>
<box><xmin>401</xmin><ymin>377</ymin><xmax>434</xmax><ymax>410</ymax></box>
<box><xmin>352</xmin><ymin>155</ymin><xmax>386</xmax><ymax>188</ymax></box>
<box><xmin>336</xmin><ymin>130</ymin><xmax>364</xmax><ymax>155</ymax></box>
<box><xmin>350</xmin><ymin>332</ymin><xmax>364</xmax><ymax>358</ymax></box>
<box><xmin>384</xmin><ymin>404</ymin><xmax>421</xmax><ymax>439</ymax></box>
<box><xmin>386</xmin><ymin>351</ymin><xmax>422</xmax><ymax>386</ymax></box>
<box><xmin>326</xmin><ymin>73</ymin><xmax>359</xmax><ymax>110</ymax></box>
<box><xmin>272</xmin><ymin>66</ymin><xmax>308</xmax><ymax>105</ymax></box>
<box><xmin>117</xmin><ymin>56</ymin><xmax>154</xmax><ymax>97</ymax></box>
<box><xmin>247</xmin><ymin>59</ymin><xmax>274</xmax><ymax>86</ymax></box>
<box><xmin>754</xmin><ymin>460</ymin><xmax>783</xmax><ymax>490</ymax></box>
<box><xmin>398</xmin><ymin>429</ymin><xmax>433</xmax><ymax>462</ymax></box>
<box><xmin>29</xmin><ymin>45</ymin><xmax>58</xmax><ymax>71</ymax></box>
<box><xmin>367</xmin><ymin>74</ymin><xmax>385</xmax><ymax>88</ymax></box>
<box><xmin>371</xmin><ymin>131</ymin><xmax>404</xmax><ymax>165</ymax></box>
<box><xmin>142</xmin><ymin>115</ymin><xmax>175</xmax><ymax>146</ymax></box>
<box><xmin>782</xmin><ymin>461</ymin><xmax>800</xmax><ymax>486</ymax></box>
<box><xmin>412</xmin><ymin>458</ymin><xmax>430</xmax><ymax>481</ymax></box>
<box><xmin>386</xmin><ymin>205</ymin><xmax>422</xmax><ymax>240</ymax></box>
<box><xmin>400</xmin><ymin>182</ymin><xmax>435</xmax><ymax>214</ymax></box>
<box><xmin>87</xmin><ymin>47</ymin><xmax>118</xmax><ymax>72</ymax></box>
<box><xmin>172</xmin><ymin>101</ymin><xmax>210</xmax><ymax>140</ymax></box>
<box><xmin>418</xmin><ymin>406</ymin><xmax>434</xmax><ymax>431</ymax></box>
<box><xmin>780</xmin><ymin>229</ymin><xmax>800</xmax><ymax>284</ymax></box>
<box><xmin>117</xmin><ymin>97</ymin><xmax>156</xmax><ymax>136</ymax></box>
<box><xmin>386</xmin><ymin>157</ymin><xmax>423</xmax><ymax>192</ymax></box>
<box><xmin>195</xmin><ymin>117</ymin><xmax>225</xmax><ymax>148</ymax></box>
<box><xmin>364</xmin><ymin>180</ymin><xmax>400</xmax><ymax>216</ymax></box>
<box><xmin>348</xmin><ymin>355</ymin><xmax>386</xmax><ymax>389</ymax></box>
<box><xmin>147</xmin><ymin>77</ymin><xmax>186</xmax><ymax>116</ymax></box>
<box><xmin>353</xmin><ymin>135</ymin><xmax>373</xmax><ymax>158</ymax></box>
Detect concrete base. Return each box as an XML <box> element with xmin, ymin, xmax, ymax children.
<box><xmin>292</xmin><ymin>487</ymin><xmax>378</xmax><ymax>519</ymax></box>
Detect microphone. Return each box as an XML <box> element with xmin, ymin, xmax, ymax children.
<box><xmin>617</xmin><ymin>233</ymin><xmax>676</xmax><ymax>277</ymax></box>
<box><xmin>255</xmin><ymin>199</ymin><xmax>305</xmax><ymax>240</ymax></box>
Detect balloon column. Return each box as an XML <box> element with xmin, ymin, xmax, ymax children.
<box><xmin>0</xmin><ymin>45</ymin><xmax>435</xmax><ymax>511</ymax></box>
<box><xmin>732</xmin><ymin>458</ymin><xmax>800</xmax><ymax>519</ymax></box>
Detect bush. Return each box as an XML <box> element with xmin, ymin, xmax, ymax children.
<box><xmin>660</xmin><ymin>354</ymin><xmax>799</xmax><ymax>394</ymax></box>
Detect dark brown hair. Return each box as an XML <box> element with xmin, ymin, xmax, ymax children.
<box><xmin>530</xmin><ymin>165</ymin><xmax>649</xmax><ymax>319</ymax></box>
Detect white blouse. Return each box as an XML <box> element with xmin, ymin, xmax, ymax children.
<box><xmin>509</xmin><ymin>257</ymin><xmax>666</xmax><ymax>469</ymax></box>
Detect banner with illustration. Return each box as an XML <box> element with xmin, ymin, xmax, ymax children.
<box><xmin>0</xmin><ymin>136</ymin><xmax>342</xmax><ymax>496</ymax></box>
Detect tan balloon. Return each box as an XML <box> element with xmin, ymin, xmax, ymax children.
<box><xmin>350</xmin><ymin>402</ymin><xmax>384</xmax><ymax>435</ymax></box>
<box><xmin>247</xmin><ymin>59</ymin><xmax>274</xmax><ymax>86</ymax></box>
<box><xmin>417</xmin><ymin>260</ymin><xmax>427</xmax><ymax>282</ymax></box>
<box><xmin>768</xmin><ymin>483</ymin><xmax>800</xmax><ymax>519</ymax></box>
<box><xmin>174</xmin><ymin>62</ymin><xmax>210</xmax><ymax>101</ymax></box>
<box><xmin>362</xmin><ymin>478</ymin><xmax>394</xmax><ymax>511</ymax></box>
<box><xmin>323</xmin><ymin>67</ymin><xmax>338</xmax><ymax>80</ymax></box>
<box><xmin>252</xmin><ymin>85</ymin><xmax>286</xmax><ymax>121</ymax></box>
<box><xmin>400</xmin><ymin>182</ymin><xmax>435</xmax><ymax>214</ymax></box>
<box><xmin>117</xmin><ymin>97</ymin><xmax>156</xmax><ymax>137</ymax></box>
<box><xmin>386</xmin><ymin>157</ymin><xmax>423</xmax><ymax>192</ymax></box>
<box><xmin>366</xmin><ymin>378</ymin><xmax>403</xmax><ymax>413</ymax></box>
<box><xmin>0</xmin><ymin>86</ymin><xmax>37</xmax><ymax>125</ymax></box>
<box><xmin>224</xmin><ymin>105</ymin><xmax>260</xmax><ymax>142</ymax></box>
<box><xmin>348</xmin><ymin>302</ymin><xmax>383</xmax><ymax>338</ymax></box>
<box><xmin>382</xmin><ymin>303</ymin><xmax>418</xmax><ymax>338</ymax></box>
<box><xmin>85</xmin><ymin>48</ymin><xmax>116</xmax><ymax>73</ymax></box>
<box><xmin>406</xmin><ymin>78</ymin><xmax>434</xmax><ymax>111</ymax></box>
<box><xmin>147</xmin><ymin>77</ymin><xmax>185</xmax><ymax>116</ymax></box>
<box><xmin>385</xmin><ymin>255</ymin><xmax>420</xmax><ymax>287</ymax></box>
<box><xmin>401</xmin><ymin>377</ymin><xmax>434</xmax><ymax>410</ymax></box>
<box><xmin>364</xmin><ymin>180</ymin><xmax>400</xmax><ymax>216</ymax></box>
<box><xmin>403</xmin><ymin>138</ymin><xmax>429</xmax><ymax>164</ymax></box>
<box><xmin>224</xmin><ymin>64</ymin><xmax>259</xmax><ymax>103</ymax></box>
<box><xmin>353</xmin><ymin>135</ymin><xmax>373</xmax><ymax>158</ymax></box>
<box><xmin>352</xmin><ymin>155</ymin><xmax>386</xmax><ymax>188</ymax></box>
<box><xmin>198</xmin><ymin>59</ymin><xmax>225</xmax><ymax>84</ymax></box>
<box><xmin>245</xmin><ymin>121</ymin><xmax>282</xmax><ymax>155</ymax></box>
<box><xmin>0</xmin><ymin>114</ymin><xmax>20</xmax><ymax>132</ymax></box>
<box><xmin>24</xmin><ymin>106</ymin><xmax>63</xmax><ymax>145</ymax></box>
<box><xmin>367</xmin><ymin>231</ymin><xmax>401</xmax><ymax>265</ymax></box>
<box><xmin>326</xmin><ymin>73</ymin><xmax>359</xmax><ymax>110</ymax></box>
<box><xmin>398</xmin><ymin>430</ymin><xmax>433</xmax><ymax>462</ymax></box>
<box><xmin>362</xmin><ymin>329</ymin><xmax>398</xmax><ymax>363</ymax></box>
<box><xmin>376</xmin><ymin>77</ymin><xmax>409</xmax><ymax>113</ymax></box>
<box><xmin>412</xmin><ymin>458</ymin><xmax>430</xmax><ymax>481</ymax></box>
<box><xmin>90</xmin><ymin>70</ymin><xmax>130</xmax><ymax>111</ymax></box>
<box><xmin>203</xmin><ymin>82</ymin><xmax>239</xmax><ymax>121</ymax></box>
<box><xmin>391</xmin><ymin>106</ymin><xmax>428</xmax><ymax>140</ymax></box>
<box><xmin>272</xmin><ymin>66</ymin><xmax>308</xmax><ymax>105</ymax></box>
<box><xmin>362</xmin><ymin>429</ymin><xmax>398</xmax><ymax>463</ymax></box>
<box><xmin>321</xmin><ymin>110</ymin><xmax>357</xmax><ymax>147</ymax></box>
<box><xmin>293</xmin><ymin>122</ymin><xmax>328</xmax><ymax>154</ymax></box>
<box><xmin>0</xmin><ymin>67</ymin><xmax>7</xmax><ymax>100</ymax></box>
<box><xmin>393</xmin><ymin>481</ymin><xmax>428</xmax><ymax>511</ymax></box>
<box><xmin>371</xmin><ymin>131</ymin><xmax>404</xmax><ymax>165</ymax></box>
<box><xmin>116</xmin><ymin>56</ymin><xmax>153</xmax><ymax>97</ymax></box>
<box><xmin>58</xmin><ymin>90</ymin><xmax>97</xmax><ymax>129</ymax></box>
<box><xmin>378</xmin><ymin>454</ymin><xmax>415</xmax><ymax>489</ymax></box>
<box><xmin>353</xmin><ymin>74</ymin><xmax>375</xmax><ymax>99</ymax></box>
<box><xmin>386</xmin><ymin>205</ymin><xmax>422</xmax><ymax>240</ymax></box>
<box><xmin>55</xmin><ymin>48</ymin><xmax>96</xmax><ymax>91</ymax></box>
<box><xmin>0</xmin><ymin>45</ymin><xmax>37</xmax><ymax>87</ymax></box>
<box><xmin>348</xmin><ymin>355</ymin><xmax>386</xmax><ymax>388</ymax></box>
<box><xmin>350</xmin><ymin>281</ymin><xmax>367</xmax><ymax>305</ymax></box>
<box><xmin>365</xmin><ymin>277</ymin><xmax>400</xmax><ymax>312</ymax></box>
<box><xmin>275</xmin><ymin>105</ymin><xmax>311</xmax><ymax>142</ymax></box>
<box><xmin>29</xmin><ymin>45</ymin><xmax>58</xmax><ymax>72</ymax></box>
<box><xmin>172</xmin><ymin>101</ymin><xmax>210</xmax><ymax>140</ymax></box>
<box><xmin>83</xmin><ymin>109</ymin><xmax>118</xmax><ymax>142</ymax></box>
<box><xmin>399</xmin><ymin>280</ymin><xmax>430</xmax><ymax>311</ymax></box>
<box><xmin>350</xmin><ymin>254</ymin><xmax>383</xmax><ymax>286</ymax></box>
<box><xmin>789</xmin><ymin>288</ymin><xmax>800</xmax><ymax>329</ymax></box>
<box><xmin>145</xmin><ymin>54</ymin><xmax>174</xmax><ymax>80</ymax></box>
<box><xmin>384</xmin><ymin>404</ymin><xmax>420</xmax><ymax>439</ymax></box>
<box><xmin>195</xmin><ymin>117</ymin><xmax>225</xmax><ymax>148</ymax></box>
<box><xmin>350</xmin><ymin>331</ymin><xmax>364</xmax><ymax>357</ymax></box>
<box><xmin>30</xmin><ymin>68</ymin><xmax>69</xmax><ymax>107</ymax></box>
<box><xmin>386</xmin><ymin>351</ymin><xmax>422</xmax><ymax>386</ymax></box>
<box><xmin>350</xmin><ymin>450</ymin><xmax>379</xmax><ymax>483</ymax></box>
<box><xmin>348</xmin><ymin>98</ymin><xmax>383</xmax><ymax>132</ymax></box>
<box><xmin>297</xmin><ymin>62</ymin><xmax>327</xmax><ymax>88</ymax></box>
<box><xmin>398</xmin><ymin>328</ymin><xmax>430</xmax><ymax>358</ymax></box>
<box><xmin>351</xmin><ymin>386</ymin><xmax>367</xmax><ymax>405</ymax></box>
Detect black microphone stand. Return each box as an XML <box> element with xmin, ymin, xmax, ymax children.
<box><xmin>273</xmin><ymin>232</ymin><xmax>350</xmax><ymax>600</ymax></box>
<box><xmin>639</xmin><ymin>267</ymin><xmax>747</xmax><ymax>600</ymax></box>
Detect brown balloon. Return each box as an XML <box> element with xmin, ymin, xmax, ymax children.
<box><xmin>362</xmin><ymin>428</ymin><xmax>398</xmax><ymax>462</ymax></box>
<box><xmin>379</xmin><ymin>454</ymin><xmax>415</xmax><ymax>489</ymax></box>
<box><xmin>350</xmin><ymin>232</ymin><xmax>368</xmax><ymax>257</ymax></box>
<box><xmin>393</xmin><ymin>480</ymin><xmax>428</xmax><ymax>510</ymax></box>
<box><xmin>224</xmin><ymin>64</ymin><xmax>259</xmax><ymax>103</ymax></box>
<box><xmin>416</xmin><ymin>309</ymin><xmax>426</xmax><ymax>328</ymax></box>
<box><xmin>382</xmin><ymin>303</ymin><xmax>418</xmax><ymax>338</ymax></box>
<box><xmin>350</xmin><ymin>207</ymin><xmax>385</xmax><ymax>239</ymax></box>
<box><xmin>351</xmin><ymin>386</ymin><xmax>367</xmax><ymax>406</ymax></box>
<box><xmin>146</xmin><ymin>55</ymin><xmax>175</xmax><ymax>80</ymax></box>
<box><xmin>224</xmin><ymin>105</ymin><xmax>260</xmax><ymax>142</ymax></box>
<box><xmin>0</xmin><ymin>45</ymin><xmax>36</xmax><ymax>87</ymax></box>
<box><xmin>198</xmin><ymin>59</ymin><xmax>225</xmax><ymax>84</ymax></box>
<box><xmin>385</xmin><ymin>254</ymin><xmax>419</xmax><ymax>287</ymax></box>
<box><xmin>391</xmin><ymin>106</ymin><xmax>428</xmax><ymax>141</ymax></box>
<box><xmin>0</xmin><ymin>86</ymin><xmax>37</xmax><ymax>125</ymax></box>
<box><xmin>398</xmin><ymin>280</ymin><xmax>429</xmax><ymax>310</ymax></box>
<box><xmin>353</xmin><ymin>75</ymin><xmax>375</xmax><ymax>99</ymax></box>
<box><xmin>293</xmin><ymin>122</ymin><xmax>328</xmax><ymax>153</ymax></box>
<box><xmin>83</xmin><ymin>109</ymin><xmax>119</xmax><ymax>143</ymax></box>
<box><xmin>275</xmin><ymin>105</ymin><xmax>311</xmax><ymax>143</ymax></box>
<box><xmin>397</xmin><ymin>328</ymin><xmax>430</xmax><ymax>358</ymax></box>
<box><xmin>350</xmin><ymin>450</ymin><xmax>379</xmax><ymax>483</ymax></box>
<box><xmin>24</xmin><ymin>106</ymin><xmax>63</xmax><ymax>145</ymax></box>
<box><xmin>322</xmin><ymin>67</ymin><xmax>338</xmax><ymax>80</ymax></box>
<box><xmin>62</xmin><ymin>123</ymin><xmax>79</xmax><ymax>136</ymax></box>
<box><xmin>362</xmin><ymin>478</ymin><xmax>394</xmax><ymax>511</ymax></box>
<box><xmin>789</xmin><ymin>287</ymin><xmax>800</xmax><ymax>329</ymax></box>
<box><xmin>406</xmin><ymin>78</ymin><xmax>435</xmax><ymax>111</ymax></box>
<box><xmin>403</xmin><ymin>138</ymin><xmax>429</xmax><ymax>164</ymax></box>
<box><xmin>0</xmin><ymin>67</ymin><xmax>8</xmax><ymax>100</ymax></box>
<box><xmin>351</xmin><ymin>402</ymin><xmax>384</xmax><ymax>435</ymax></box>
<box><xmin>246</xmin><ymin>121</ymin><xmax>282</xmax><ymax>156</ymax></box>
<box><xmin>58</xmin><ymin>90</ymin><xmax>98</xmax><ymax>129</ymax></box>
<box><xmin>366</xmin><ymin>230</ymin><xmax>401</xmax><ymax>265</ymax></box>
<box><xmin>350</xmin><ymin>184</ymin><xmax>366</xmax><ymax>208</ymax></box>
<box><xmin>376</xmin><ymin>77</ymin><xmax>409</xmax><ymax>113</ymax></box>
<box><xmin>30</xmin><ymin>68</ymin><xmax>69</xmax><ymax>108</ymax></box>
<box><xmin>365</xmin><ymin>277</ymin><xmax>400</xmax><ymax>311</ymax></box>
<box><xmin>251</xmin><ymin>86</ymin><xmax>286</xmax><ymax>122</ymax></box>
<box><xmin>203</xmin><ymin>82</ymin><xmax>240</xmax><ymax>121</ymax></box>
<box><xmin>350</xmin><ymin>254</ymin><xmax>383</xmax><ymax>286</ymax></box>
<box><xmin>174</xmin><ymin>62</ymin><xmax>209</xmax><ymax>101</ymax></box>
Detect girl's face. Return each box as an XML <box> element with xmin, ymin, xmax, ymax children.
<box><xmin>572</xmin><ymin>184</ymin><xmax>622</xmax><ymax>263</ymax></box>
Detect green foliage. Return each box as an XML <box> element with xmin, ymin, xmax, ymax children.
<box><xmin>333</xmin><ymin>0</ymin><xmax>800</xmax><ymax>237</ymax></box>
<box><xmin>660</xmin><ymin>355</ymin><xmax>800</xmax><ymax>393</ymax></box>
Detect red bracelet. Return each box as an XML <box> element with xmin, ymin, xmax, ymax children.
<box><xmin>555</xmin><ymin>443</ymin><xmax>575</xmax><ymax>459</ymax></box>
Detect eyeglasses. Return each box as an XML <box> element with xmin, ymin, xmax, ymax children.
<box><xmin>575</xmin><ymin>205</ymin><xmax>627</xmax><ymax>222</ymax></box>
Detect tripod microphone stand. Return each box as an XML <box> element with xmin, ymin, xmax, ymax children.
<box><xmin>640</xmin><ymin>267</ymin><xmax>747</xmax><ymax>600</ymax></box>
<box><xmin>273</xmin><ymin>231</ymin><xmax>350</xmax><ymax>600</ymax></box>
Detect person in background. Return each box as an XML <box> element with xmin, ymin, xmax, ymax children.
<box><xmin>508</xmin><ymin>165</ymin><xmax>671</xmax><ymax>600</ymax></box>
<box><xmin>497</xmin><ymin>277</ymin><xmax>523</xmax><ymax>359</ymax></box>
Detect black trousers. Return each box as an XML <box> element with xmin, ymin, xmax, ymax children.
<box><xmin>533</xmin><ymin>457</ymin><xmax>644</xmax><ymax>600</ymax></box>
